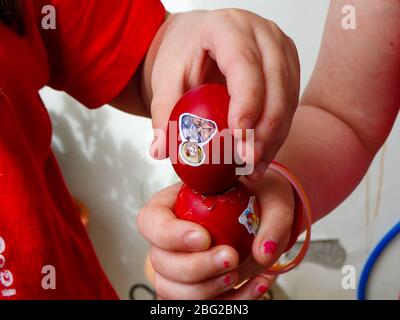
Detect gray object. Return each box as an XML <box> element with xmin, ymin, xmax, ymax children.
<box><xmin>285</xmin><ymin>239</ymin><xmax>347</xmax><ymax>269</ymax></box>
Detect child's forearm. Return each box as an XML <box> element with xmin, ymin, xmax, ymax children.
<box><xmin>275</xmin><ymin>0</ymin><xmax>400</xmax><ymax>224</ymax></box>
<box><xmin>275</xmin><ymin>104</ymin><xmax>375</xmax><ymax>224</ymax></box>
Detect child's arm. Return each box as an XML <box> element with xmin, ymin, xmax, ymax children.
<box><xmin>276</xmin><ymin>0</ymin><xmax>400</xmax><ymax>223</ymax></box>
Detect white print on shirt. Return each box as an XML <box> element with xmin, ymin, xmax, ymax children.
<box><xmin>41</xmin><ymin>5</ymin><xmax>56</xmax><ymax>30</ymax></box>
<box><xmin>0</xmin><ymin>237</ymin><xmax>16</xmax><ymax>298</ymax></box>
<box><xmin>1</xmin><ymin>289</ymin><xmax>16</xmax><ymax>297</ymax></box>
<box><xmin>0</xmin><ymin>237</ymin><xmax>5</xmax><ymax>268</ymax></box>
<box><xmin>0</xmin><ymin>270</ymin><xmax>13</xmax><ymax>287</ymax></box>
<box><xmin>41</xmin><ymin>265</ymin><xmax>56</xmax><ymax>290</ymax></box>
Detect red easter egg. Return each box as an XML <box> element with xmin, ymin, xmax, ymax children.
<box><xmin>174</xmin><ymin>182</ymin><xmax>260</xmax><ymax>262</ymax></box>
<box><xmin>168</xmin><ymin>84</ymin><xmax>240</xmax><ymax>194</ymax></box>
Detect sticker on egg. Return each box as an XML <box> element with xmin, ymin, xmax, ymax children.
<box><xmin>168</xmin><ymin>84</ymin><xmax>242</xmax><ymax>194</ymax></box>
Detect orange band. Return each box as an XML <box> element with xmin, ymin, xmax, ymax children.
<box><xmin>263</xmin><ymin>161</ymin><xmax>312</xmax><ymax>275</ymax></box>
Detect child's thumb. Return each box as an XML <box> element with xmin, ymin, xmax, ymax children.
<box><xmin>251</xmin><ymin>177</ymin><xmax>295</xmax><ymax>268</ymax></box>
<box><xmin>150</xmin><ymin>96</ymin><xmax>180</xmax><ymax>160</ymax></box>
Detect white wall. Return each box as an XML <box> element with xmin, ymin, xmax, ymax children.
<box><xmin>40</xmin><ymin>0</ymin><xmax>399</xmax><ymax>300</ymax></box>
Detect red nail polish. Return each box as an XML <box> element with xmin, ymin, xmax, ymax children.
<box><xmin>263</xmin><ymin>241</ymin><xmax>278</xmax><ymax>255</ymax></box>
<box><xmin>257</xmin><ymin>285</ymin><xmax>268</xmax><ymax>294</ymax></box>
<box><xmin>150</xmin><ymin>136</ymin><xmax>159</xmax><ymax>158</ymax></box>
<box><xmin>223</xmin><ymin>261</ymin><xmax>230</xmax><ymax>269</ymax></box>
<box><xmin>224</xmin><ymin>275</ymin><xmax>232</xmax><ymax>285</ymax></box>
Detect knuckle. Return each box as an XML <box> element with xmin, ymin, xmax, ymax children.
<box><xmin>136</xmin><ymin>209</ymin><xmax>146</xmax><ymax>235</ymax></box>
<box><xmin>267</xmin><ymin>115</ymin><xmax>283</xmax><ymax>134</ymax></box>
<box><xmin>238</xmin><ymin>47</ymin><xmax>260</xmax><ymax>66</ymax></box>
<box><xmin>226</xmin><ymin>47</ymin><xmax>260</xmax><ymax>71</ymax></box>
<box><xmin>214</xmin><ymin>8</ymin><xmax>246</xmax><ymax>21</ymax></box>
<box><xmin>266</xmin><ymin>19</ymin><xmax>283</xmax><ymax>35</ymax></box>
<box><xmin>286</xmin><ymin>35</ymin><xmax>298</xmax><ymax>53</ymax></box>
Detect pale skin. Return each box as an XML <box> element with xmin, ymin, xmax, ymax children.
<box><xmin>114</xmin><ymin>0</ymin><xmax>400</xmax><ymax>299</ymax></box>
<box><xmin>113</xmin><ymin>9</ymin><xmax>301</xmax><ymax>177</ymax></box>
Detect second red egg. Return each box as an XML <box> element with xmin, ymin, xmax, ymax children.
<box><xmin>175</xmin><ymin>183</ymin><xmax>260</xmax><ymax>262</ymax></box>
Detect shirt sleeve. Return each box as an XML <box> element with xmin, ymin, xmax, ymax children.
<box><xmin>37</xmin><ymin>0</ymin><xmax>165</xmax><ymax>109</ymax></box>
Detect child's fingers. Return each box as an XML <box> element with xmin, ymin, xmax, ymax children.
<box><xmin>149</xmin><ymin>26</ymin><xmax>186</xmax><ymax>160</ymax></box>
<box><xmin>252</xmin><ymin>205</ymin><xmax>292</xmax><ymax>267</ymax></box>
<box><xmin>154</xmin><ymin>269</ymin><xmax>240</xmax><ymax>300</ymax></box>
<box><xmin>249</xmin><ymin>171</ymin><xmax>295</xmax><ymax>267</ymax></box>
<box><xmin>137</xmin><ymin>184</ymin><xmax>211</xmax><ymax>252</ymax></box>
<box><xmin>202</xmin><ymin>11</ymin><xmax>265</xmax><ymax>135</ymax></box>
<box><xmin>149</xmin><ymin>245</ymin><xmax>239</xmax><ymax>284</ymax></box>
<box><xmin>148</xmin><ymin>183</ymin><xmax>181</xmax><ymax>207</ymax></box>
<box><xmin>217</xmin><ymin>275</ymin><xmax>273</xmax><ymax>300</ymax></box>
<box><xmin>137</xmin><ymin>206</ymin><xmax>211</xmax><ymax>252</ymax></box>
<box><xmin>247</xmin><ymin>25</ymin><xmax>300</xmax><ymax>180</ymax></box>
<box><xmin>224</xmin><ymin>46</ymin><xmax>265</xmax><ymax>133</ymax></box>
<box><xmin>150</xmin><ymin>85</ymin><xmax>184</xmax><ymax>160</ymax></box>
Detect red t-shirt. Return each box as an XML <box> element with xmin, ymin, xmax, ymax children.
<box><xmin>0</xmin><ymin>0</ymin><xmax>165</xmax><ymax>299</ymax></box>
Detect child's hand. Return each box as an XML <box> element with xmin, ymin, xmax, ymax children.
<box><xmin>141</xmin><ymin>9</ymin><xmax>300</xmax><ymax>180</ymax></box>
<box><xmin>137</xmin><ymin>171</ymin><xmax>295</xmax><ymax>300</ymax></box>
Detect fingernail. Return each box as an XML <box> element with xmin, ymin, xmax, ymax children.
<box><xmin>184</xmin><ymin>231</ymin><xmax>206</xmax><ymax>250</ymax></box>
<box><xmin>263</xmin><ymin>241</ymin><xmax>278</xmax><ymax>255</ymax></box>
<box><xmin>219</xmin><ymin>272</ymin><xmax>237</xmax><ymax>289</ymax></box>
<box><xmin>239</xmin><ymin>117</ymin><xmax>254</xmax><ymax>130</ymax></box>
<box><xmin>257</xmin><ymin>284</ymin><xmax>269</xmax><ymax>295</ymax></box>
<box><xmin>223</xmin><ymin>275</ymin><xmax>233</xmax><ymax>287</ymax></box>
<box><xmin>150</xmin><ymin>136</ymin><xmax>159</xmax><ymax>158</ymax></box>
<box><xmin>214</xmin><ymin>250</ymin><xmax>232</xmax><ymax>270</ymax></box>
